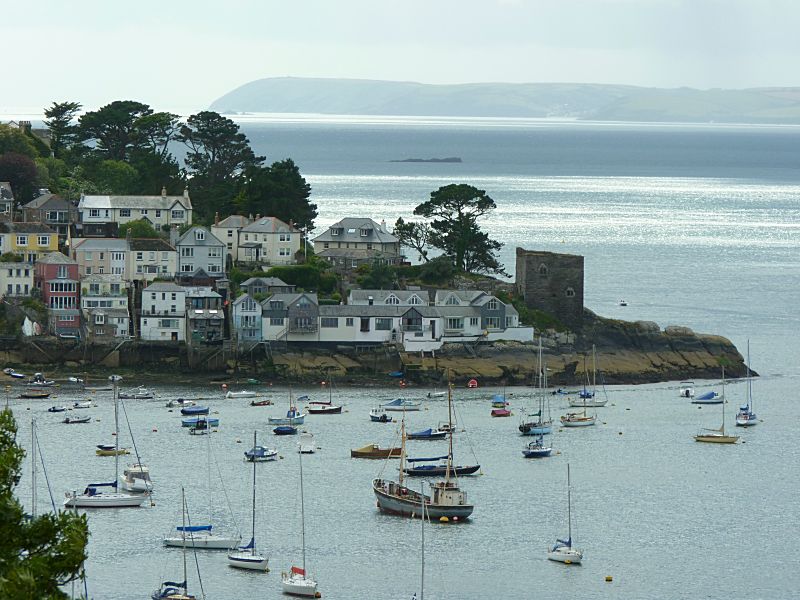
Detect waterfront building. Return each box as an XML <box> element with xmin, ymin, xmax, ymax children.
<box><xmin>140</xmin><ymin>282</ymin><xmax>186</xmax><ymax>341</ymax></box>
<box><xmin>34</xmin><ymin>251</ymin><xmax>81</xmax><ymax>337</ymax></box>
<box><xmin>175</xmin><ymin>226</ymin><xmax>226</xmax><ymax>277</ymax></box>
<box><xmin>237</xmin><ymin>216</ymin><xmax>301</xmax><ymax>266</ymax></box>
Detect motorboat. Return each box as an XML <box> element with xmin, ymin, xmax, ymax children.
<box><xmin>181</xmin><ymin>417</ymin><xmax>219</xmax><ymax>428</ymax></box>
<box><xmin>381</xmin><ymin>398</ymin><xmax>422</xmax><ymax>412</ymax></box>
<box><xmin>96</xmin><ymin>444</ymin><xmax>130</xmax><ymax>456</ymax></box>
<box><xmin>119</xmin><ymin>463</ymin><xmax>153</xmax><ymax>493</ymax></box>
<box><xmin>63</xmin><ymin>415</ymin><xmax>92</xmax><ymax>424</ymax></box>
<box><xmin>244</xmin><ymin>445</ymin><xmax>278</xmax><ymax>462</ymax></box>
<box><xmin>369</xmin><ymin>407</ymin><xmax>392</xmax><ymax>422</ymax></box>
<box><xmin>297</xmin><ymin>432</ymin><xmax>316</xmax><ymax>454</ymax></box>
<box><xmin>166</xmin><ymin>398</ymin><xmax>197</xmax><ymax>408</ymax></box>
<box><xmin>73</xmin><ymin>401</ymin><xmax>93</xmax><ymax>409</ymax></box>
<box><xmin>679</xmin><ymin>381</ymin><xmax>695</xmax><ymax>399</ymax></box>
<box><xmin>273</xmin><ymin>425</ymin><xmax>298</xmax><ymax>436</ymax></box>
<box><xmin>268</xmin><ymin>405</ymin><xmax>306</xmax><ymax>426</ymax></box>
<box><xmin>350</xmin><ymin>444</ymin><xmax>402</xmax><ymax>459</ymax></box>
<box><xmin>26</xmin><ymin>373</ymin><xmax>55</xmax><ymax>386</ymax></box>
<box><xmin>226</xmin><ymin>390</ymin><xmax>257</xmax><ymax>399</ymax></box>
<box><xmin>118</xmin><ymin>385</ymin><xmax>155</xmax><ymax>400</ymax></box>
<box><xmin>47</xmin><ymin>405</ymin><xmax>67</xmax><ymax>413</ymax></box>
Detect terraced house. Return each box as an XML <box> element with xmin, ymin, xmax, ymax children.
<box><xmin>34</xmin><ymin>252</ymin><xmax>81</xmax><ymax>337</ymax></box>
<box><xmin>78</xmin><ymin>188</ymin><xmax>192</xmax><ymax>229</ymax></box>
<box><xmin>312</xmin><ymin>217</ymin><xmax>401</xmax><ymax>272</ymax></box>
<box><xmin>176</xmin><ymin>226</ymin><xmax>225</xmax><ymax>277</ymax></box>
<box><xmin>0</xmin><ymin>222</ymin><xmax>59</xmax><ymax>262</ymax></box>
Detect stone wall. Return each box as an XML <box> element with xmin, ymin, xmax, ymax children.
<box><xmin>515</xmin><ymin>248</ymin><xmax>585</xmax><ymax>328</ymax></box>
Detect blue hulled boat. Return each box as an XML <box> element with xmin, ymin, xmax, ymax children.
<box><xmin>181</xmin><ymin>417</ymin><xmax>219</xmax><ymax>428</ymax></box>
<box><xmin>406</xmin><ymin>428</ymin><xmax>448</xmax><ymax>440</ymax></box>
<box><xmin>273</xmin><ymin>426</ymin><xmax>298</xmax><ymax>436</ymax></box>
<box><xmin>180</xmin><ymin>405</ymin><xmax>210</xmax><ymax>416</ymax></box>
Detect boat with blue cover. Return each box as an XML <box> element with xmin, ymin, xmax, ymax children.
<box><xmin>181</xmin><ymin>417</ymin><xmax>219</xmax><ymax>428</ymax></box>
<box><xmin>273</xmin><ymin>425</ymin><xmax>298</xmax><ymax>436</ymax></box>
<box><xmin>691</xmin><ymin>391</ymin><xmax>722</xmax><ymax>404</ymax></box>
<box><xmin>180</xmin><ymin>405</ymin><xmax>210</xmax><ymax>415</ymax></box>
<box><xmin>403</xmin><ymin>454</ymin><xmax>480</xmax><ymax>477</ymax></box>
<box><xmin>382</xmin><ymin>398</ymin><xmax>422</xmax><ymax>412</ymax></box>
<box><xmin>245</xmin><ymin>445</ymin><xmax>278</xmax><ymax>462</ymax></box>
<box><xmin>407</xmin><ymin>428</ymin><xmax>448</xmax><ymax>440</ymax></box>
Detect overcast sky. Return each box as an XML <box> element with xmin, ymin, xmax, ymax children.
<box><xmin>3</xmin><ymin>0</ymin><xmax>798</xmax><ymax>114</ymax></box>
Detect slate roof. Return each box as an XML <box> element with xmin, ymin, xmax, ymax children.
<box><xmin>72</xmin><ymin>238</ymin><xmax>128</xmax><ymax>252</ymax></box>
<box><xmin>0</xmin><ymin>182</ymin><xmax>13</xmax><ymax>200</ymax></box>
<box><xmin>129</xmin><ymin>238</ymin><xmax>175</xmax><ymax>252</ymax></box>
<box><xmin>241</xmin><ymin>277</ymin><xmax>292</xmax><ymax>288</ymax></box>
<box><xmin>37</xmin><ymin>252</ymin><xmax>75</xmax><ymax>265</ymax></box>
<box><xmin>142</xmin><ymin>282</ymin><xmax>184</xmax><ymax>293</ymax></box>
<box><xmin>348</xmin><ymin>290</ymin><xmax>430</xmax><ymax>305</ymax></box>
<box><xmin>176</xmin><ymin>226</ymin><xmax>224</xmax><ymax>247</ymax></box>
<box><xmin>23</xmin><ymin>193</ymin><xmax>72</xmax><ymax>210</ymax></box>
<box><xmin>312</xmin><ymin>217</ymin><xmax>398</xmax><ymax>244</ymax></box>
<box><xmin>260</xmin><ymin>292</ymin><xmax>319</xmax><ymax>308</ymax></box>
<box><xmin>215</xmin><ymin>215</ymin><xmax>251</xmax><ymax>228</ymax></box>
<box><xmin>240</xmin><ymin>216</ymin><xmax>298</xmax><ymax>234</ymax></box>
<box><xmin>79</xmin><ymin>194</ymin><xmax>192</xmax><ymax>210</ymax></box>
<box><xmin>0</xmin><ymin>221</ymin><xmax>57</xmax><ymax>234</ymax></box>
<box><xmin>434</xmin><ymin>290</ymin><xmax>488</xmax><ymax>306</ymax></box>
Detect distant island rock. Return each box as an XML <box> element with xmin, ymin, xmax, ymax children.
<box><xmin>210</xmin><ymin>77</ymin><xmax>800</xmax><ymax>125</ymax></box>
<box><xmin>389</xmin><ymin>157</ymin><xmax>462</xmax><ymax>163</ymax></box>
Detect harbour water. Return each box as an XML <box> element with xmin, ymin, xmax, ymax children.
<box><xmin>9</xmin><ymin>117</ymin><xmax>800</xmax><ymax>599</ymax></box>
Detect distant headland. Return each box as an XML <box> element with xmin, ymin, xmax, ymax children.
<box><xmin>389</xmin><ymin>157</ymin><xmax>462</xmax><ymax>163</ymax></box>
<box><xmin>210</xmin><ymin>77</ymin><xmax>800</xmax><ymax>125</ymax></box>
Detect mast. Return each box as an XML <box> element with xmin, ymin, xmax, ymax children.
<box><xmin>592</xmin><ymin>344</ymin><xmax>597</xmax><ymax>395</ymax></box>
<box><xmin>567</xmin><ymin>463</ymin><xmax>572</xmax><ymax>544</ymax></box>
<box><xmin>420</xmin><ymin>480</ymin><xmax>425</xmax><ymax>600</ymax></box>
<box><xmin>746</xmin><ymin>340</ymin><xmax>753</xmax><ymax>410</ymax></box>
<box><xmin>251</xmin><ymin>431</ymin><xmax>257</xmax><ymax>555</ymax></box>
<box><xmin>299</xmin><ymin>448</ymin><xmax>307</xmax><ymax>575</ymax></box>
<box><xmin>721</xmin><ymin>364</ymin><xmax>727</xmax><ymax>435</ymax></box>
<box><xmin>181</xmin><ymin>487</ymin><xmax>188</xmax><ymax>592</ymax></box>
<box><xmin>445</xmin><ymin>377</ymin><xmax>454</xmax><ymax>484</ymax></box>
<box><xmin>113</xmin><ymin>376</ymin><xmax>120</xmax><ymax>487</ymax></box>
<box><xmin>31</xmin><ymin>418</ymin><xmax>37</xmax><ymax>518</ymax></box>
<box><xmin>398</xmin><ymin>417</ymin><xmax>406</xmax><ymax>488</ymax></box>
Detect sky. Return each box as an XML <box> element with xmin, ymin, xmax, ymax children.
<box><xmin>3</xmin><ymin>0</ymin><xmax>799</xmax><ymax>115</ymax></box>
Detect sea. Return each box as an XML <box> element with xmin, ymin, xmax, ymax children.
<box><xmin>8</xmin><ymin>115</ymin><xmax>800</xmax><ymax>600</ymax></box>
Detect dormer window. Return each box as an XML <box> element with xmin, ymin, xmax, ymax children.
<box><xmin>331</xmin><ymin>228</ymin><xmax>341</xmax><ymax>236</ymax></box>
<box><xmin>445</xmin><ymin>295</ymin><xmax>460</xmax><ymax>306</ymax></box>
<box><xmin>195</xmin><ymin>230</ymin><xmax>205</xmax><ymax>241</ymax></box>
<box><xmin>360</xmin><ymin>228</ymin><xmax>371</xmax><ymax>237</ymax></box>
<box><xmin>385</xmin><ymin>294</ymin><xmax>399</xmax><ymax>305</ymax></box>
<box><xmin>408</xmin><ymin>295</ymin><xmax>422</xmax><ymax>305</ymax></box>
<box><xmin>486</xmin><ymin>299</ymin><xmax>499</xmax><ymax>310</ymax></box>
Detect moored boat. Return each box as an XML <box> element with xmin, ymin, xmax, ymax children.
<box><xmin>736</xmin><ymin>341</ymin><xmax>758</xmax><ymax>427</ymax></box>
<box><xmin>180</xmin><ymin>405</ymin><xmax>209</xmax><ymax>416</ymax></box>
<box><xmin>381</xmin><ymin>398</ymin><xmax>422</xmax><ymax>412</ymax></box>
<box><xmin>166</xmin><ymin>398</ymin><xmax>197</xmax><ymax>408</ymax></box>
<box><xmin>273</xmin><ymin>425</ymin><xmax>298</xmax><ymax>436</ymax></box>
<box><xmin>181</xmin><ymin>416</ymin><xmax>219</xmax><ymax>428</ymax></box>
<box><xmin>406</xmin><ymin>427</ymin><xmax>448</xmax><ymax>440</ymax></box>
<box><xmin>118</xmin><ymin>385</ymin><xmax>155</xmax><ymax>400</ymax></box>
<box><xmin>120</xmin><ymin>463</ymin><xmax>153</xmax><ymax>493</ymax></box>
<box><xmin>226</xmin><ymin>390</ymin><xmax>257</xmax><ymax>399</ymax></box>
<box><xmin>250</xmin><ymin>399</ymin><xmax>273</xmax><ymax>406</ymax></box>
<box><xmin>547</xmin><ymin>464</ymin><xmax>583</xmax><ymax>565</ymax></box>
<box><xmin>369</xmin><ymin>407</ymin><xmax>392</xmax><ymax>422</ymax></box>
<box><xmin>491</xmin><ymin>408</ymin><xmax>512</xmax><ymax>417</ymax></box>
<box><xmin>350</xmin><ymin>444</ymin><xmax>402</xmax><ymax>459</ymax></box>
<box><xmin>679</xmin><ymin>380</ymin><xmax>696</xmax><ymax>399</ymax></box>
<box><xmin>96</xmin><ymin>444</ymin><xmax>130</xmax><ymax>456</ymax></box>
<box><xmin>691</xmin><ymin>391</ymin><xmax>722</xmax><ymax>404</ymax></box>
<box><xmin>73</xmin><ymin>401</ymin><xmax>93</xmax><ymax>409</ymax></box>
<box><xmin>20</xmin><ymin>389</ymin><xmax>51</xmax><ymax>399</ymax></box>
<box><xmin>63</xmin><ymin>415</ymin><xmax>92</xmax><ymax>424</ymax></box>
<box><xmin>403</xmin><ymin>455</ymin><xmax>480</xmax><ymax>476</ymax></box>
<box><xmin>47</xmin><ymin>405</ymin><xmax>67</xmax><ymax>413</ymax></box>
<box><xmin>229</xmin><ymin>432</ymin><xmax>270</xmax><ymax>571</ymax></box>
<box><xmin>695</xmin><ymin>366</ymin><xmax>738</xmax><ymax>444</ymax></box>
<box><xmin>245</xmin><ymin>445</ymin><xmax>278</xmax><ymax>462</ymax></box>
<box><xmin>522</xmin><ymin>435</ymin><xmax>552</xmax><ymax>458</ymax></box>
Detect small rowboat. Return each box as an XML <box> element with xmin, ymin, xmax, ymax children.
<box><xmin>63</xmin><ymin>415</ymin><xmax>92</xmax><ymax>424</ymax></box>
<box><xmin>491</xmin><ymin>408</ymin><xmax>512</xmax><ymax>417</ymax></box>
<box><xmin>96</xmin><ymin>444</ymin><xmax>130</xmax><ymax>456</ymax></box>
<box><xmin>48</xmin><ymin>406</ymin><xmax>67</xmax><ymax>413</ymax></box>
<box><xmin>180</xmin><ymin>405</ymin><xmax>210</xmax><ymax>416</ymax></box>
<box><xmin>350</xmin><ymin>444</ymin><xmax>402</xmax><ymax>459</ymax></box>
<box><xmin>273</xmin><ymin>426</ymin><xmax>297</xmax><ymax>436</ymax></box>
<box><xmin>250</xmin><ymin>399</ymin><xmax>273</xmax><ymax>407</ymax></box>
<box><xmin>20</xmin><ymin>390</ymin><xmax>51</xmax><ymax>399</ymax></box>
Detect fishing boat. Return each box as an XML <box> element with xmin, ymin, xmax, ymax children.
<box><xmin>695</xmin><ymin>366</ymin><xmax>739</xmax><ymax>443</ymax></box>
<box><xmin>381</xmin><ymin>398</ymin><xmax>422</xmax><ymax>412</ymax></box>
<box><xmin>244</xmin><ymin>444</ymin><xmax>278</xmax><ymax>462</ymax></box>
<box><xmin>520</xmin><ymin>338</ymin><xmax>554</xmax><ymax>435</ymax></box>
<box><xmin>547</xmin><ymin>464</ymin><xmax>583</xmax><ymax>564</ymax></box>
<box><xmin>72</xmin><ymin>401</ymin><xmax>93</xmax><ymax>409</ymax></box>
<box><xmin>25</xmin><ymin>373</ymin><xmax>55</xmax><ymax>387</ymax></box>
<box><xmin>373</xmin><ymin>383</ymin><xmax>474</xmax><ymax>521</ymax></box>
<box><xmin>20</xmin><ymin>389</ymin><xmax>51</xmax><ymax>399</ymax></box>
<box><xmin>118</xmin><ymin>385</ymin><xmax>155</xmax><ymax>400</ymax></box>
<box><xmin>250</xmin><ymin>399</ymin><xmax>273</xmax><ymax>406</ymax></box>
<box><xmin>691</xmin><ymin>391</ymin><xmax>722</xmax><ymax>404</ymax></box>
<box><xmin>63</xmin><ymin>415</ymin><xmax>92</xmax><ymax>424</ymax></box>
<box><xmin>522</xmin><ymin>435</ymin><xmax>552</xmax><ymax>458</ymax></box>
<box><xmin>273</xmin><ymin>425</ymin><xmax>298</xmax><ymax>436</ymax></box>
<box><xmin>64</xmin><ymin>375</ymin><xmax>148</xmax><ymax>508</ymax></box>
<box><xmin>369</xmin><ymin>407</ymin><xmax>393</xmax><ymax>422</ymax></box>
<box><xmin>166</xmin><ymin>398</ymin><xmax>197</xmax><ymax>408</ymax></box>
<box><xmin>119</xmin><ymin>463</ymin><xmax>153</xmax><ymax>493</ymax></box>
<box><xmin>47</xmin><ymin>405</ymin><xmax>67</xmax><ymax>413</ymax></box>
<box><xmin>350</xmin><ymin>444</ymin><xmax>402</xmax><ymax>459</ymax></box>
<box><xmin>403</xmin><ymin>455</ymin><xmax>480</xmax><ymax>477</ymax></box>
<box><xmin>297</xmin><ymin>431</ymin><xmax>316</xmax><ymax>454</ymax></box>
<box><xmin>281</xmin><ymin>451</ymin><xmax>318</xmax><ymax>597</ymax></box>
<box><xmin>491</xmin><ymin>408</ymin><xmax>512</xmax><ymax>417</ymax></box>
<box><xmin>95</xmin><ymin>444</ymin><xmax>130</xmax><ymax>456</ymax></box>
<box><xmin>679</xmin><ymin>380</ymin><xmax>696</xmax><ymax>399</ymax></box>
<box><xmin>226</xmin><ymin>390</ymin><xmax>257</xmax><ymax>399</ymax></box>
<box><xmin>181</xmin><ymin>417</ymin><xmax>219</xmax><ymax>428</ymax></box>
<box><xmin>406</xmin><ymin>427</ymin><xmax>448</xmax><ymax>440</ymax></box>
<box><xmin>228</xmin><ymin>432</ymin><xmax>270</xmax><ymax>571</ymax></box>
<box><xmin>180</xmin><ymin>405</ymin><xmax>210</xmax><ymax>416</ymax></box>
<box><xmin>736</xmin><ymin>341</ymin><xmax>758</xmax><ymax>427</ymax></box>
<box><xmin>152</xmin><ymin>488</ymin><xmax>198</xmax><ymax>600</ymax></box>
<box><xmin>567</xmin><ymin>346</ymin><xmax>608</xmax><ymax>407</ymax></box>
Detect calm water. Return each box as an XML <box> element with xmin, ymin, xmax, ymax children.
<box><xmin>11</xmin><ymin>117</ymin><xmax>800</xmax><ymax>599</ymax></box>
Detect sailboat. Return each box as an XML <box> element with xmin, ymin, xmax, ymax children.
<box><xmin>695</xmin><ymin>365</ymin><xmax>739</xmax><ymax>444</ymax></box>
<box><xmin>305</xmin><ymin>380</ymin><xmax>342</xmax><ymax>414</ymax></box>
<box><xmin>269</xmin><ymin>389</ymin><xmax>306</xmax><ymax>425</ymax></box>
<box><xmin>736</xmin><ymin>341</ymin><xmax>758</xmax><ymax>427</ymax></box>
<box><xmin>520</xmin><ymin>338</ymin><xmax>553</xmax><ymax>435</ymax></box>
<box><xmin>281</xmin><ymin>450</ymin><xmax>318</xmax><ymax>597</ymax></box>
<box><xmin>547</xmin><ymin>463</ymin><xmax>583</xmax><ymax>565</ymax></box>
<box><xmin>152</xmin><ymin>488</ymin><xmax>197</xmax><ymax>600</ymax></box>
<box><xmin>373</xmin><ymin>381</ymin><xmax>474</xmax><ymax>521</ymax></box>
<box><xmin>64</xmin><ymin>375</ymin><xmax>148</xmax><ymax>508</ymax></box>
<box><xmin>164</xmin><ymin>430</ymin><xmax>241</xmax><ymax>549</ymax></box>
<box><xmin>228</xmin><ymin>432</ymin><xmax>270</xmax><ymax>571</ymax></box>
<box><xmin>522</xmin><ymin>434</ymin><xmax>552</xmax><ymax>458</ymax></box>
<box><xmin>561</xmin><ymin>355</ymin><xmax>597</xmax><ymax>428</ymax></box>
<box><xmin>567</xmin><ymin>346</ymin><xmax>608</xmax><ymax>407</ymax></box>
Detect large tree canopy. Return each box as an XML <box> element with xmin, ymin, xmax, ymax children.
<box><xmin>237</xmin><ymin>159</ymin><xmax>317</xmax><ymax>231</ymax></box>
<box><xmin>411</xmin><ymin>183</ymin><xmax>505</xmax><ymax>275</ymax></box>
<box><xmin>43</xmin><ymin>101</ymin><xmax>81</xmax><ymax>159</ymax></box>
<box><xmin>0</xmin><ymin>125</ymin><xmax>38</xmax><ymax>158</ymax></box>
<box><xmin>0</xmin><ymin>153</ymin><xmax>39</xmax><ymax>203</ymax></box>
<box><xmin>78</xmin><ymin>100</ymin><xmax>153</xmax><ymax>161</ymax></box>
<box><xmin>0</xmin><ymin>409</ymin><xmax>89</xmax><ymax>598</ymax></box>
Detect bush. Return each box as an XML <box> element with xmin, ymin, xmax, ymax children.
<box><xmin>495</xmin><ymin>290</ymin><xmax>566</xmax><ymax>332</ymax></box>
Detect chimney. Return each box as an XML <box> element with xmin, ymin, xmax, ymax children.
<box><xmin>256</xmin><ymin>213</ymin><xmax>261</xmax><ymax>221</ymax></box>
<box><xmin>183</xmin><ymin>186</ymin><xmax>189</xmax><ymax>200</ymax></box>
<box><xmin>380</xmin><ymin>219</ymin><xmax>387</xmax><ymax>232</ymax></box>
<box><xmin>248</xmin><ymin>213</ymin><xmax>253</xmax><ymax>221</ymax></box>
<box><xmin>126</xmin><ymin>226</ymin><xmax>132</xmax><ymax>241</ymax></box>
<box><xmin>169</xmin><ymin>224</ymin><xmax>179</xmax><ymax>247</ymax></box>
<box><xmin>161</xmin><ymin>186</ymin><xmax>167</xmax><ymax>198</ymax></box>
<box><xmin>214</xmin><ymin>212</ymin><xmax>220</xmax><ymax>226</ymax></box>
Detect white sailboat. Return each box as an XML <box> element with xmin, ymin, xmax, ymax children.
<box><xmin>547</xmin><ymin>463</ymin><xmax>583</xmax><ymax>565</ymax></box>
<box><xmin>228</xmin><ymin>431</ymin><xmax>270</xmax><ymax>571</ymax></box>
<box><xmin>695</xmin><ymin>365</ymin><xmax>739</xmax><ymax>444</ymax></box>
<box><xmin>567</xmin><ymin>346</ymin><xmax>608</xmax><ymax>407</ymax></box>
<box><xmin>64</xmin><ymin>375</ymin><xmax>148</xmax><ymax>508</ymax></box>
<box><xmin>736</xmin><ymin>341</ymin><xmax>758</xmax><ymax>427</ymax></box>
<box><xmin>152</xmin><ymin>488</ymin><xmax>197</xmax><ymax>600</ymax></box>
<box><xmin>281</xmin><ymin>450</ymin><xmax>318</xmax><ymax>597</ymax></box>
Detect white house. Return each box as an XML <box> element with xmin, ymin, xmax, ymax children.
<box><xmin>232</xmin><ymin>293</ymin><xmax>262</xmax><ymax>344</ymax></box>
<box><xmin>312</xmin><ymin>217</ymin><xmax>402</xmax><ymax>271</ymax></box>
<box><xmin>0</xmin><ymin>262</ymin><xmax>34</xmax><ymax>298</ymax></box>
<box><xmin>78</xmin><ymin>188</ymin><xmax>192</xmax><ymax>228</ymax></box>
<box><xmin>139</xmin><ymin>282</ymin><xmax>186</xmax><ymax>341</ymax></box>
<box><xmin>71</xmin><ymin>238</ymin><xmax>129</xmax><ymax>278</ymax></box>
<box><xmin>237</xmin><ymin>216</ymin><xmax>301</xmax><ymax>266</ymax></box>
<box><xmin>210</xmin><ymin>214</ymin><xmax>251</xmax><ymax>261</ymax></box>
<box><xmin>176</xmin><ymin>226</ymin><xmax>225</xmax><ymax>277</ymax></box>
<box><xmin>127</xmin><ymin>238</ymin><xmax>178</xmax><ymax>281</ymax></box>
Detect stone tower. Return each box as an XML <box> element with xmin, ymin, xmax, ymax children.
<box><xmin>515</xmin><ymin>248</ymin><xmax>585</xmax><ymax>328</ymax></box>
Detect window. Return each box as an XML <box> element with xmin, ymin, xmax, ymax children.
<box><xmin>445</xmin><ymin>295</ymin><xmax>460</xmax><ymax>305</ymax></box>
<box><xmin>170</xmin><ymin>304</ymin><xmax>177</xmax><ymax>313</ymax></box>
<box><xmin>161</xmin><ymin>252</ymin><xmax>169</xmax><ymax>260</ymax></box>
<box><xmin>323</xmin><ymin>242</ymin><xmax>329</xmax><ymax>249</ymax></box>
<box><xmin>360</xmin><ymin>318</ymin><xmax>370</xmax><ymax>332</ymax></box>
<box><xmin>89</xmin><ymin>283</ymin><xmax>100</xmax><ymax>295</ymax></box>
<box><xmin>110</xmin><ymin>283</ymin><xmax>120</xmax><ymax>295</ymax></box>
<box><xmin>506</xmin><ymin>316</ymin><xmax>514</xmax><ymax>328</ymax></box>
<box><xmin>385</xmin><ymin>295</ymin><xmax>399</xmax><ymax>305</ymax></box>
<box><xmin>227</xmin><ymin>243</ymin><xmax>232</xmax><ymax>250</ymax></box>
<box><xmin>112</xmin><ymin>267</ymin><xmax>123</xmax><ymax>275</ymax></box>
<box><xmin>158</xmin><ymin>319</ymin><xmax>178</xmax><ymax>328</ymax></box>
<box><xmin>195</xmin><ymin>230</ymin><xmax>205</xmax><ymax>241</ymax></box>
<box><xmin>95</xmin><ymin>314</ymin><xmax>105</xmax><ymax>325</ymax></box>
<box><xmin>351</xmin><ymin>260</ymin><xmax>358</xmax><ymax>268</ymax></box>
<box><xmin>486</xmin><ymin>299</ymin><xmax>499</xmax><ymax>310</ymax></box>
<box><xmin>95</xmin><ymin>328</ymin><xmax>104</xmax><ymax>336</ymax></box>
<box><xmin>565</xmin><ymin>287</ymin><xmax>576</xmax><ymax>298</ymax></box>
<box><xmin>408</xmin><ymin>295</ymin><xmax>422</xmax><ymax>305</ymax></box>
<box><xmin>270</xmin><ymin>317</ymin><xmax>284</xmax><ymax>326</ymax></box>
<box><xmin>37</xmin><ymin>235</ymin><xmax>50</xmax><ymax>246</ymax></box>
<box><xmin>112</xmin><ymin>252</ymin><xmax>125</xmax><ymax>261</ymax></box>
<box><xmin>141</xmin><ymin>209</ymin><xmax>148</xmax><ymax>215</ymax></box>
<box><xmin>181</xmin><ymin>247</ymin><xmax>194</xmax><ymax>257</ymax></box>
<box><xmin>155</xmin><ymin>210</ymin><xmax>162</xmax><ymax>218</ymax></box>
<box><xmin>171</xmin><ymin>210</ymin><xmax>184</xmax><ymax>219</ymax></box>
<box><xmin>321</xmin><ymin>317</ymin><xmax>338</xmax><ymax>328</ymax></box>
<box><xmin>376</xmin><ymin>318</ymin><xmax>392</xmax><ymax>330</ymax></box>
<box><xmin>136</xmin><ymin>265</ymin><xmax>143</xmax><ymax>274</ymax></box>
<box><xmin>208</xmin><ymin>247</ymin><xmax>222</xmax><ymax>258</ymax></box>
<box><xmin>331</xmin><ymin>228</ymin><xmax>339</xmax><ymax>236</ymax></box>
<box><xmin>98</xmin><ymin>266</ymin><xmax>104</xmax><ymax>274</ymax></box>
<box><xmin>366</xmin><ymin>243</ymin><xmax>373</xmax><ymax>250</ymax></box>
<box><xmin>279</xmin><ymin>233</ymin><xmax>291</xmax><ymax>242</ymax></box>
<box><xmin>119</xmin><ymin>209</ymin><xmax>131</xmax><ymax>217</ymax></box>
<box><xmin>279</xmin><ymin>247</ymin><xmax>291</xmax><ymax>256</ymax></box>
<box><xmin>345</xmin><ymin>317</ymin><xmax>354</xmax><ymax>327</ymax></box>
<box><xmin>149</xmin><ymin>252</ymin><xmax>155</xmax><ymax>260</ymax></box>
<box><xmin>16</xmin><ymin>235</ymin><xmax>28</xmax><ymax>246</ymax></box>
<box><xmin>85</xmin><ymin>251</ymin><xmax>93</xmax><ymax>260</ymax></box>
<box><xmin>171</xmin><ymin>293</ymin><xmax>177</xmax><ymax>300</ymax></box>
<box><xmin>136</xmin><ymin>252</ymin><xmax>143</xmax><ymax>261</ymax></box>
<box><xmin>181</xmin><ymin>264</ymin><xmax>194</xmax><ymax>272</ymax></box>
<box><xmin>445</xmin><ymin>317</ymin><xmax>464</xmax><ymax>331</ymax></box>
<box><xmin>539</xmin><ymin>264</ymin><xmax>549</xmax><ymax>276</ymax></box>
<box><xmin>485</xmin><ymin>317</ymin><xmax>501</xmax><ymax>329</ymax></box>
<box><xmin>89</xmin><ymin>209</ymin><xmax>100</xmax><ymax>218</ymax></box>
<box><xmin>294</xmin><ymin>317</ymin><xmax>312</xmax><ymax>329</ymax></box>
<box><xmin>227</xmin><ymin>230</ymin><xmax>233</xmax><ymax>237</ymax></box>
<box><xmin>270</xmin><ymin>300</ymin><xmax>283</xmax><ymax>310</ymax></box>
<box><xmin>208</xmin><ymin>264</ymin><xmax>221</xmax><ymax>273</ymax></box>
<box><xmin>470</xmin><ymin>317</ymin><xmax>479</xmax><ymax>327</ymax></box>
<box><xmin>85</xmin><ymin>266</ymin><xmax>92</xmax><ymax>275</ymax></box>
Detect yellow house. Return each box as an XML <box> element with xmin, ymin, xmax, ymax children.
<box><xmin>0</xmin><ymin>222</ymin><xmax>59</xmax><ymax>262</ymax></box>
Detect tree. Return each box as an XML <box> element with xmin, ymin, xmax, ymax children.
<box><xmin>0</xmin><ymin>153</ymin><xmax>39</xmax><ymax>202</ymax></box>
<box><xmin>78</xmin><ymin>100</ymin><xmax>153</xmax><ymax>161</ymax></box>
<box><xmin>0</xmin><ymin>408</ymin><xmax>89</xmax><ymax>598</ymax></box>
<box><xmin>118</xmin><ymin>219</ymin><xmax>160</xmax><ymax>239</ymax></box>
<box><xmin>43</xmin><ymin>101</ymin><xmax>82</xmax><ymax>159</ymax></box>
<box><xmin>356</xmin><ymin>260</ymin><xmax>396</xmax><ymax>289</ymax></box>
<box><xmin>238</xmin><ymin>159</ymin><xmax>317</xmax><ymax>231</ymax></box>
<box><xmin>90</xmin><ymin>160</ymin><xmax>140</xmax><ymax>194</ymax></box>
<box><xmin>0</xmin><ymin>124</ymin><xmax>37</xmax><ymax>158</ymax></box>
<box><xmin>412</xmin><ymin>184</ymin><xmax>506</xmax><ymax>275</ymax></box>
<box><xmin>393</xmin><ymin>217</ymin><xmax>431</xmax><ymax>262</ymax></box>
<box><xmin>133</xmin><ymin>112</ymin><xmax>181</xmax><ymax>160</ymax></box>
